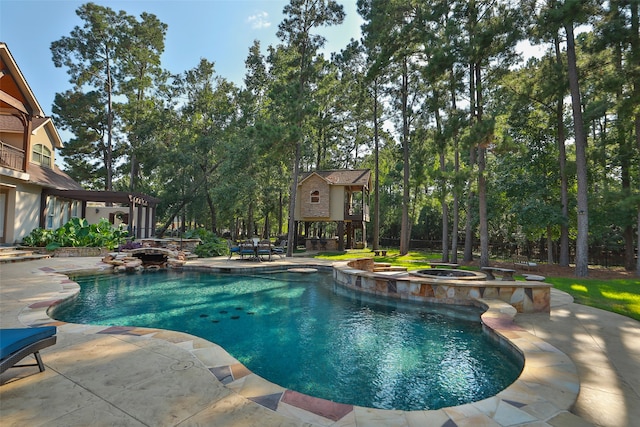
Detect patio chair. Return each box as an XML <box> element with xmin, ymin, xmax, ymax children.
<box><xmin>239</xmin><ymin>240</ymin><xmax>257</xmax><ymax>260</ymax></box>
<box><xmin>227</xmin><ymin>239</ymin><xmax>241</xmax><ymax>259</ymax></box>
<box><xmin>0</xmin><ymin>326</ymin><xmax>57</xmax><ymax>374</ymax></box>
<box><xmin>257</xmin><ymin>240</ymin><xmax>273</xmax><ymax>261</ymax></box>
<box><xmin>272</xmin><ymin>240</ymin><xmax>287</xmax><ymax>259</ymax></box>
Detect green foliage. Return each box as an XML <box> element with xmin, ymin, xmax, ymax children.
<box><xmin>21</xmin><ymin>228</ymin><xmax>55</xmax><ymax>248</ymax></box>
<box><xmin>47</xmin><ymin>1</ymin><xmax>640</xmax><ymax>272</ymax></box>
<box><xmin>51</xmin><ymin>2</ymin><xmax>167</xmax><ymax>191</ymax></box>
<box><xmin>185</xmin><ymin>229</ymin><xmax>227</xmax><ymax>258</ymax></box>
<box><xmin>22</xmin><ymin>218</ymin><xmax>128</xmax><ymax>250</ymax></box>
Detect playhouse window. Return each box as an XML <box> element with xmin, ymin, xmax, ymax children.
<box><xmin>310</xmin><ymin>190</ymin><xmax>320</xmax><ymax>203</ymax></box>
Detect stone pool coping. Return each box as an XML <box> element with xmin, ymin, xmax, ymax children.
<box><xmin>8</xmin><ymin>258</ymin><xmax>582</xmax><ymax>426</ymax></box>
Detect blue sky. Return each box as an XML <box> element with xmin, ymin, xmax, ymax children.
<box><xmin>0</xmin><ymin>0</ymin><xmax>363</xmax><ymax>117</ymax></box>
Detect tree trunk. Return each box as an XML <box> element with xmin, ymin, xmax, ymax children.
<box><xmin>263</xmin><ymin>211</ymin><xmax>270</xmax><ymax>239</ymax></box>
<box><xmin>205</xmin><ymin>191</ymin><xmax>217</xmax><ymax>233</ymax></box>
<box><xmin>278</xmin><ymin>190</ymin><xmax>284</xmax><ymax>236</ymax></box>
<box><xmin>565</xmin><ymin>23</ymin><xmax>589</xmax><ymax>277</ymax></box>
<box><xmin>452</xmin><ymin>174</ymin><xmax>459</xmax><ymax>264</ymax></box>
<box><xmin>464</xmin><ymin>61</ymin><xmax>477</xmax><ymax>262</ymax></box>
<box><xmin>463</xmin><ymin>160</ymin><xmax>476</xmax><ymax>262</ymax></box>
<box><xmin>435</xmin><ymin>107</ymin><xmax>449</xmax><ymax>262</ymax></box>
<box><xmin>248</xmin><ymin>200</ymin><xmax>255</xmax><ymax>237</ymax></box>
<box><xmin>475</xmin><ymin>62</ymin><xmax>489</xmax><ymax>268</ymax></box>
<box><xmin>105</xmin><ymin>44</ymin><xmax>114</xmax><ymax>193</ymax></box>
<box><xmin>450</xmin><ymin>68</ymin><xmax>460</xmax><ymax>264</ymax></box>
<box><xmin>372</xmin><ymin>79</ymin><xmax>380</xmax><ymax>251</ymax></box>
<box><xmin>629</xmin><ymin>1</ymin><xmax>640</xmax><ymax>277</ymax></box>
<box><xmin>478</xmin><ymin>145</ymin><xmax>488</xmax><ymax>268</ymax></box>
<box><xmin>399</xmin><ymin>57</ymin><xmax>411</xmax><ymax>255</ymax></box>
<box><xmin>547</xmin><ymin>225</ymin><xmax>554</xmax><ymax>264</ymax></box>
<box><xmin>555</xmin><ymin>35</ymin><xmax>570</xmax><ymax>267</ymax></box>
<box><xmin>286</xmin><ymin>142</ymin><xmax>301</xmax><ymax>257</ymax></box>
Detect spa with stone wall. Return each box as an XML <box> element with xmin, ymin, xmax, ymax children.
<box><xmin>333</xmin><ymin>258</ymin><xmax>551</xmax><ymax>313</ymax></box>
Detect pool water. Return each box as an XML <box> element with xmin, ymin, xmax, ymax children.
<box><xmin>52</xmin><ymin>270</ymin><xmax>522</xmax><ymax>411</ymax></box>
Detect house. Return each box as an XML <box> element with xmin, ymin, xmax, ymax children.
<box><xmin>294</xmin><ymin>169</ymin><xmax>371</xmax><ymax>250</ymax></box>
<box><xmin>0</xmin><ymin>42</ymin><xmax>158</xmax><ymax>244</ymax></box>
<box><xmin>1</xmin><ymin>42</ymin><xmax>82</xmax><ymax>243</ymax></box>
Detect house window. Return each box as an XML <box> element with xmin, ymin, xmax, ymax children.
<box><xmin>310</xmin><ymin>190</ymin><xmax>320</xmax><ymax>203</ymax></box>
<box><xmin>46</xmin><ymin>197</ymin><xmax>56</xmax><ymax>229</ymax></box>
<box><xmin>32</xmin><ymin>144</ymin><xmax>51</xmax><ymax>168</ymax></box>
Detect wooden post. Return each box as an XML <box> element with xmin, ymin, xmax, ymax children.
<box><xmin>337</xmin><ymin>221</ymin><xmax>344</xmax><ymax>251</ymax></box>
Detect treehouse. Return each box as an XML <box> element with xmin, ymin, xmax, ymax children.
<box><xmin>294</xmin><ymin>169</ymin><xmax>371</xmax><ymax>250</ymax></box>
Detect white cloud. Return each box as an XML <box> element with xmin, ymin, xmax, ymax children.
<box><xmin>247</xmin><ymin>11</ymin><xmax>271</xmax><ymax>30</ymax></box>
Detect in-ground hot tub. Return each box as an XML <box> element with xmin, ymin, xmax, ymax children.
<box><xmin>333</xmin><ymin>258</ymin><xmax>551</xmax><ymax>313</ymax></box>
<box><xmin>411</xmin><ymin>268</ymin><xmax>486</xmax><ymax>280</ymax></box>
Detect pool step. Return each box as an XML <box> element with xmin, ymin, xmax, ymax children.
<box><xmin>374</xmin><ymin>262</ymin><xmax>391</xmax><ymax>267</ymax></box>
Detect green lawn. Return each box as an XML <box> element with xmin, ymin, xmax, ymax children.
<box><xmin>314</xmin><ymin>249</ymin><xmax>449</xmax><ymax>269</ymax></box>
<box><xmin>546</xmin><ymin>277</ymin><xmax>640</xmax><ymax>322</ymax></box>
<box><xmin>313</xmin><ymin>249</ymin><xmax>640</xmax><ymax>322</ymax></box>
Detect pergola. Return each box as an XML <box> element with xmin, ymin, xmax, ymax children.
<box><xmin>40</xmin><ymin>189</ymin><xmax>160</xmax><ymax>239</ymax></box>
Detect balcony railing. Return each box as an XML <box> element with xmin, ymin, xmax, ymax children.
<box><xmin>345</xmin><ymin>204</ymin><xmax>370</xmax><ymax>222</ymax></box>
<box><xmin>0</xmin><ymin>142</ymin><xmax>25</xmax><ymax>171</ymax></box>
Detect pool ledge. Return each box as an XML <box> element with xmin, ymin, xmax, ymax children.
<box><xmin>13</xmin><ymin>260</ymin><xmax>581</xmax><ymax>427</ymax></box>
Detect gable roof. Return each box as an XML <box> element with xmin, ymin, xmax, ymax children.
<box><xmin>33</xmin><ymin>117</ymin><xmax>63</xmax><ymax>149</ymax></box>
<box><xmin>0</xmin><ymin>42</ymin><xmax>45</xmax><ymax>117</ymax></box>
<box><xmin>299</xmin><ymin>169</ymin><xmax>371</xmax><ymax>189</ymax></box>
<box><xmin>0</xmin><ymin>43</ymin><xmax>64</xmax><ymax>149</ymax></box>
<box><xmin>0</xmin><ymin>115</ymin><xmax>63</xmax><ymax>149</ymax></box>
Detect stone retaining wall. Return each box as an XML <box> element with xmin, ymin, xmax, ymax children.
<box><xmin>21</xmin><ymin>246</ymin><xmax>110</xmax><ymax>257</ymax></box>
<box><xmin>333</xmin><ymin>259</ymin><xmax>551</xmax><ymax>313</ymax></box>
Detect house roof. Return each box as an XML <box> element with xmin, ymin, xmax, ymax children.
<box><xmin>26</xmin><ymin>163</ymin><xmax>84</xmax><ymax>191</ymax></box>
<box><xmin>299</xmin><ymin>169</ymin><xmax>371</xmax><ymax>189</ymax></box>
<box><xmin>0</xmin><ymin>114</ymin><xmax>26</xmax><ymax>132</ymax></box>
<box><xmin>0</xmin><ymin>42</ymin><xmax>45</xmax><ymax>117</ymax></box>
<box><xmin>1</xmin><ymin>43</ymin><xmax>63</xmax><ymax>148</ymax></box>
<box><xmin>0</xmin><ymin>115</ymin><xmax>63</xmax><ymax>148</ymax></box>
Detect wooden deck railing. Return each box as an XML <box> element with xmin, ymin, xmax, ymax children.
<box><xmin>0</xmin><ymin>142</ymin><xmax>25</xmax><ymax>171</ymax></box>
<box><xmin>345</xmin><ymin>204</ymin><xmax>370</xmax><ymax>221</ymax></box>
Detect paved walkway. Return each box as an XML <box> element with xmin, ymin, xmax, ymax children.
<box><xmin>1</xmin><ymin>257</ymin><xmax>638</xmax><ymax>426</ymax></box>
<box><xmin>516</xmin><ymin>297</ymin><xmax>640</xmax><ymax>426</ymax></box>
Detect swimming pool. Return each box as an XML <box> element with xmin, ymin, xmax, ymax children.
<box><xmin>51</xmin><ymin>269</ymin><xmax>523</xmax><ymax>411</ymax></box>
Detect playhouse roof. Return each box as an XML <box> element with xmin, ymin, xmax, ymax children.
<box><xmin>299</xmin><ymin>169</ymin><xmax>371</xmax><ymax>189</ymax></box>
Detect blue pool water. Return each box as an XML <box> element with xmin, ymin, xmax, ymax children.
<box><xmin>52</xmin><ymin>270</ymin><xmax>522</xmax><ymax>410</ymax></box>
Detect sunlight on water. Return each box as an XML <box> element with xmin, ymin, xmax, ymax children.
<box><xmin>52</xmin><ymin>270</ymin><xmax>522</xmax><ymax>411</ymax></box>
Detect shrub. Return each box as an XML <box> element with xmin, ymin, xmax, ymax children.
<box><xmin>185</xmin><ymin>229</ymin><xmax>227</xmax><ymax>257</ymax></box>
<box><xmin>21</xmin><ymin>227</ymin><xmax>54</xmax><ymax>247</ymax></box>
<box><xmin>21</xmin><ymin>218</ymin><xmax>128</xmax><ymax>250</ymax></box>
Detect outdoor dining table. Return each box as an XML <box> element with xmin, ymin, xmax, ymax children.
<box><xmin>239</xmin><ymin>238</ymin><xmax>271</xmax><ymax>261</ymax></box>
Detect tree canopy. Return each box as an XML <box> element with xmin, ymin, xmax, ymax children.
<box><xmin>51</xmin><ymin>1</ymin><xmax>640</xmax><ymax>276</ymax></box>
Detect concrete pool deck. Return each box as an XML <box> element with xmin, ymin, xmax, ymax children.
<box><xmin>0</xmin><ymin>257</ymin><xmax>638</xmax><ymax>426</ymax></box>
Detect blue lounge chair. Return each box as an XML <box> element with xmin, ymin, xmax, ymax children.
<box><xmin>0</xmin><ymin>326</ymin><xmax>57</xmax><ymax>374</ymax></box>
<box><xmin>227</xmin><ymin>239</ymin><xmax>241</xmax><ymax>259</ymax></box>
